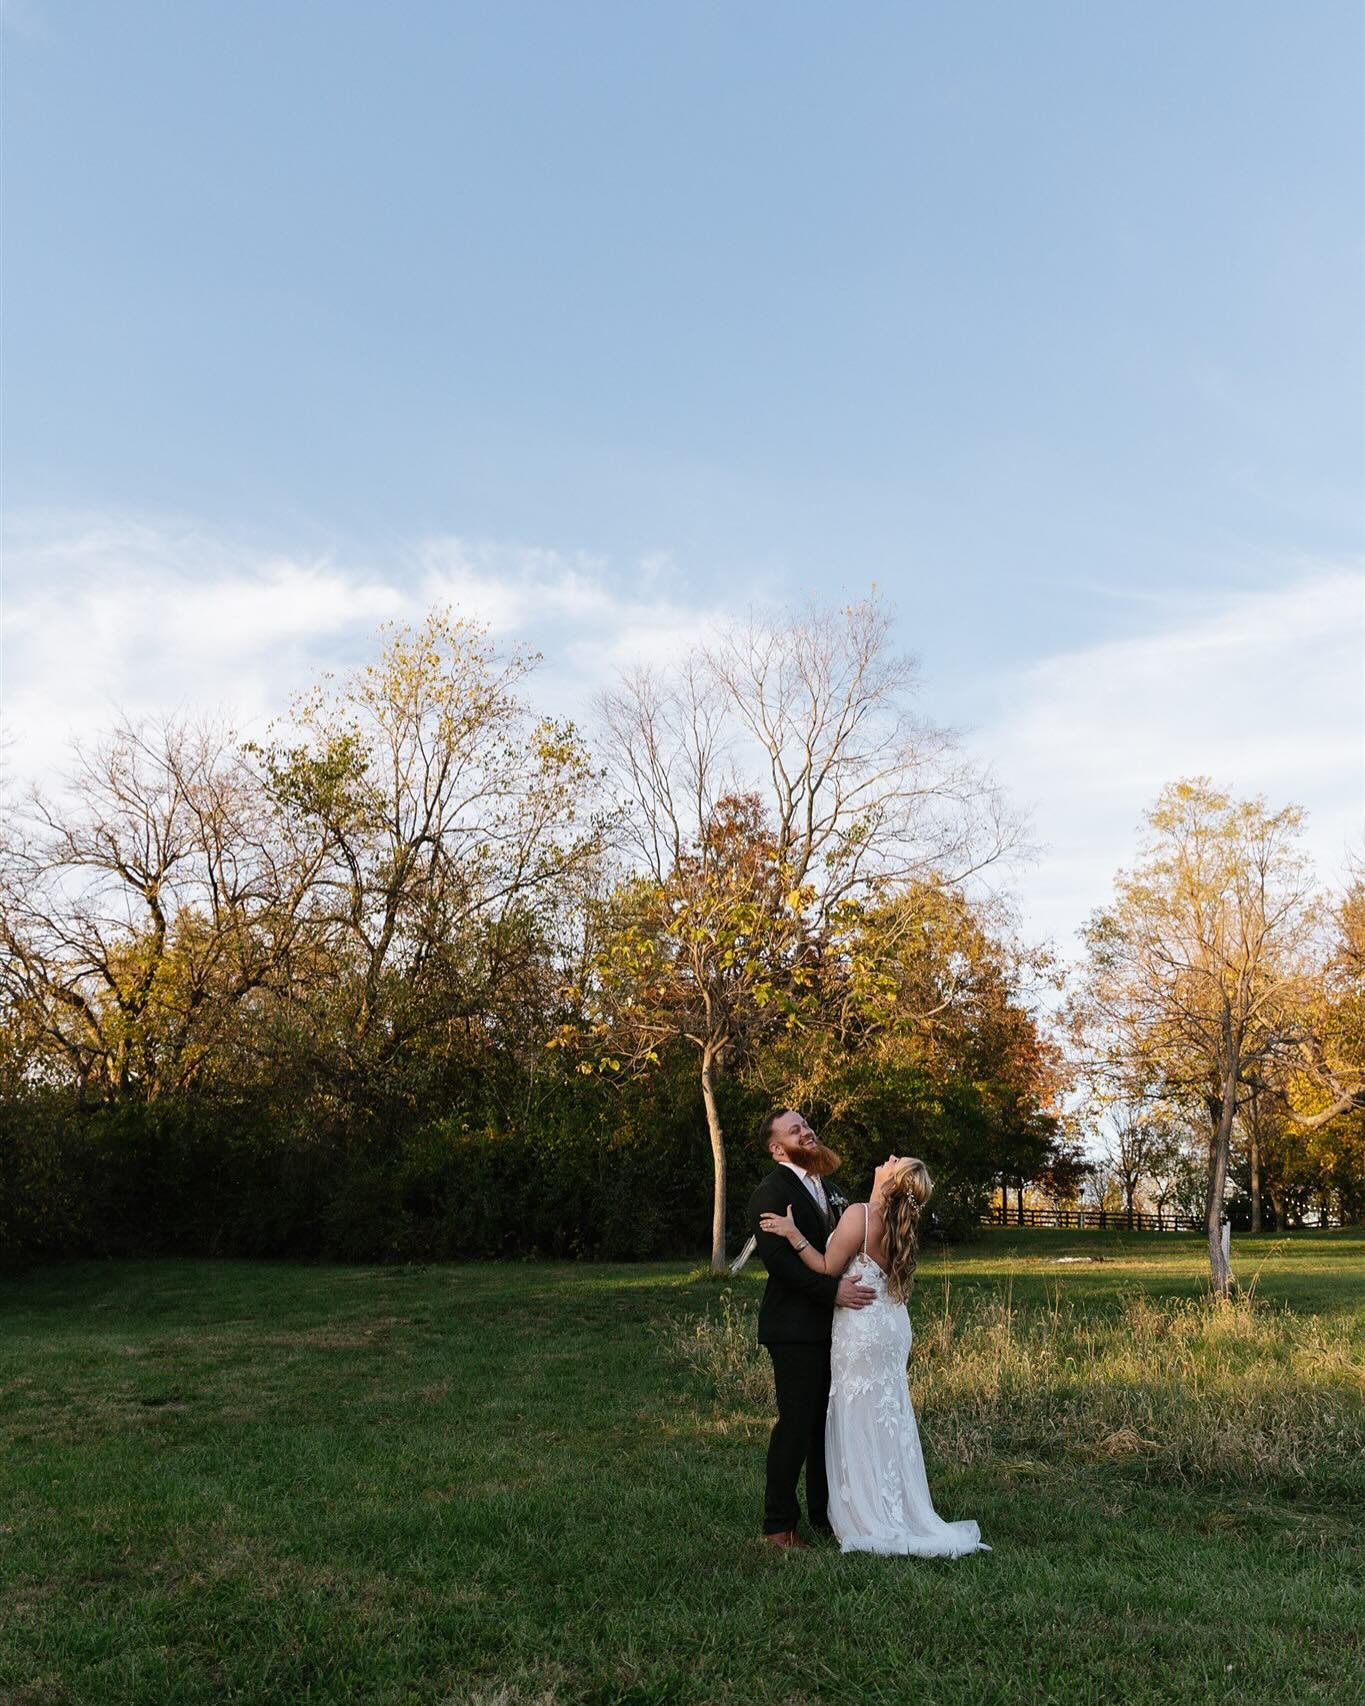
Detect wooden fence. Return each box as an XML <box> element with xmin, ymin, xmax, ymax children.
<box><xmin>982</xmin><ymin>1204</ymin><xmax>1205</xmax><ymax>1233</ymax></box>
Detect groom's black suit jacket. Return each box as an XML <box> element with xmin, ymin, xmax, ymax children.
<box><xmin>749</xmin><ymin>1166</ymin><xmax>840</xmax><ymax>1346</ymax></box>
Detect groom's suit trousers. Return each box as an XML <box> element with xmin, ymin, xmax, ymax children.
<box><xmin>764</xmin><ymin>1341</ymin><xmax>832</xmax><ymax>1533</ymax></box>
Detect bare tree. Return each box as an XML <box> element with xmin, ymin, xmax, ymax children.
<box><xmin>0</xmin><ymin>716</ymin><xmax>324</xmax><ymax>1099</ymax></box>
<box><xmin>1098</xmin><ymin>1099</ymin><xmax>1183</xmax><ymax>1224</ymax></box>
<box><xmin>592</xmin><ymin>593</ymin><xmax>1020</xmax><ymax>1269</ymax></box>
<box><xmin>705</xmin><ymin>598</ymin><xmax>1015</xmax><ymax>898</ymax></box>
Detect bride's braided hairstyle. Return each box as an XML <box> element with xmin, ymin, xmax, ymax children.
<box><xmin>880</xmin><ymin>1159</ymin><xmax>933</xmax><ymax>1303</ymax></box>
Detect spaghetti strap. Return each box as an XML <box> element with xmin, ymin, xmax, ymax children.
<box><xmin>862</xmin><ymin>1202</ymin><xmax>869</xmax><ymax>1254</ymax></box>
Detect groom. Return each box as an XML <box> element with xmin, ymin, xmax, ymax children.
<box><xmin>749</xmin><ymin>1109</ymin><xmax>874</xmax><ymax>1551</ymax></box>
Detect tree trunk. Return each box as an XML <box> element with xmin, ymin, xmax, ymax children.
<box><xmin>1249</xmin><ymin>1103</ymin><xmax>1262</xmax><ymax>1234</ymax></box>
<box><xmin>1207</xmin><ymin>1068</ymin><xmax>1238</xmax><ymax>1300</ymax></box>
<box><xmin>700</xmin><ymin>1048</ymin><xmax>727</xmax><ymax>1274</ymax></box>
<box><xmin>1268</xmin><ymin>1178</ymin><xmax>1284</xmax><ymax>1232</ymax></box>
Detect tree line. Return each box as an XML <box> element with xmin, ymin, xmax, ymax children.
<box><xmin>2</xmin><ymin>598</ymin><xmax>1360</xmax><ymax>1292</ymax></box>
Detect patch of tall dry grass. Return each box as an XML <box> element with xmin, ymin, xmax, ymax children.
<box><xmin>661</xmin><ymin>1288</ymin><xmax>1365</xmax><ymax>1493</ymax></box>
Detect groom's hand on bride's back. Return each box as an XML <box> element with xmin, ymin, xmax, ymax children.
<box><xmin>835</xmin><ymin>1276</ymin><xmax>875</xmax><ymax>1309</ymax></box>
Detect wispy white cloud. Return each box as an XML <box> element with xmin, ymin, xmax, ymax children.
<box><xmin>0</xmin><ymin>509</ymin><xmax>724</xmax><ymax>787</ymax></box>
<box><xmin>3</xmin><ymin>509</ymin><xmax>1359</xmax><ymax>957</ymax></box>
<box><xmin>972</xmin><ymin>563</ymin><xmax>1364</xmax><ymax>951</ymax></box>
<box><xmin>2</xmin><ymin>512</ymin><xmax>408</xmax><ymax>783</ymax></box>
<box><xmin>408</xmin><ymin>536</ymin><xmax>716</xmax><ymax>683</ymax></box>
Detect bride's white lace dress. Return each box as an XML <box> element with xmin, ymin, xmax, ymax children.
<box><xmin>827</xmin><ymin>1230</ymin><xmax>989</xmax><ymax>1557</ymax></box>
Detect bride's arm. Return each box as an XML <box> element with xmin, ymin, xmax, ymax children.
<box><xmin>758</xmin><ymin>1205</ymin><xmax>865</xmax><ymax>1277</ymax></box>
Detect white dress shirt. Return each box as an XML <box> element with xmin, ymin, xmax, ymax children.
<box><xmin>779</xmin><ymin>1158</ymin><xmax>830</xmax><ymax>1225</ymax></box>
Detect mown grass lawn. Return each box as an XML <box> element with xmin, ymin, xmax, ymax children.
<box><xmin>2</xmin><ymin>1230</ymin><xmax>1362</xmax><ymax>1705</ymax></box>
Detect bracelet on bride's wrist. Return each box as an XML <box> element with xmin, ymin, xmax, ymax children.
<box><xmin>793</xmin><ymin>1237</ymin><xmax>809</xmax><ymax>1252</ymax></box>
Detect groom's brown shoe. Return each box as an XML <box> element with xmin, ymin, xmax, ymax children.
<box><xmin>761</xmin><ymin>1529</ymin><xmax>811</xmax><ymax>1552</ymax></box>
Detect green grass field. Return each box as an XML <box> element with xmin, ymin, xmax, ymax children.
<box><xmin>2</xmin><ymin>1230</ymin><xmax>1362</xmax><ymax>1705</ymax></box>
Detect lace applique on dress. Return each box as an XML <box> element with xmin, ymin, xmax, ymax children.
<box><xmin>827</xmin><ymin>1247</ymin><xmax>989</xmax><ymax>1557</ymax></box>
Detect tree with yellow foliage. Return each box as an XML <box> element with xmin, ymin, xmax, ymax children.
<box><xmin>1076</xmin><ymin>779</ymin><xmax>1326</xmax><ymax>1297</ymax></box>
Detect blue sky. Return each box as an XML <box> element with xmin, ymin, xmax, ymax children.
<box><xmin>3</xmin><ymin>1</ymin><xmax>1362</xmax><ymax>947</ymax></box>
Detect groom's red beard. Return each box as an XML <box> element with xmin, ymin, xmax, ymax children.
<box><xmin>802</xmin><ymin>1142</ymin><xmax>842</xmax><ymax>1178</ymax></box>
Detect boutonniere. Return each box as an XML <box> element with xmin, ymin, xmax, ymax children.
<box><xmin>825</xmin><ymin>1179</ymin><xmax>850</xmax><ymax>1218</ymax></box>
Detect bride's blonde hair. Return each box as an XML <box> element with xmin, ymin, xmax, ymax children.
<box><xmin>881</xmin><ymin>1158</ymin><xmax>933</xmax><ymax>1303</ymax></box>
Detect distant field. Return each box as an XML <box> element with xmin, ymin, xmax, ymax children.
<box><xmin>2</xmin><ymin>1230</ymin><xmax>1362</xmax><ymax>1705</ymax></box>
<box><xmin>888</xmin><ymin>1225</ymin><xmax>1365</xmax><ymax>1322</ymax></box>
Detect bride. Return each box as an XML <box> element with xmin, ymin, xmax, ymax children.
<box><xmin>760</xmin><ymin>1156</ymin><xmax>989</xmax><ymax>1558</ymax></box>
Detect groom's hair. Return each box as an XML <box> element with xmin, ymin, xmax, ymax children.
<box><xmin>758</xmin><ymin>1109</ymin><xmax>789</xmax><ymax>1154</ymax></box>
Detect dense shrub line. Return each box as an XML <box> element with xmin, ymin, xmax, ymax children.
<box><xmin>0</xmin><ymin>1062</ymin><xmax>1000</xmax><ymax>1271</ymax></box>
<box><xmin>0</xmin><ymin>1095</ymin><xmax>694</xmax><ymax>1269</ymax></box>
